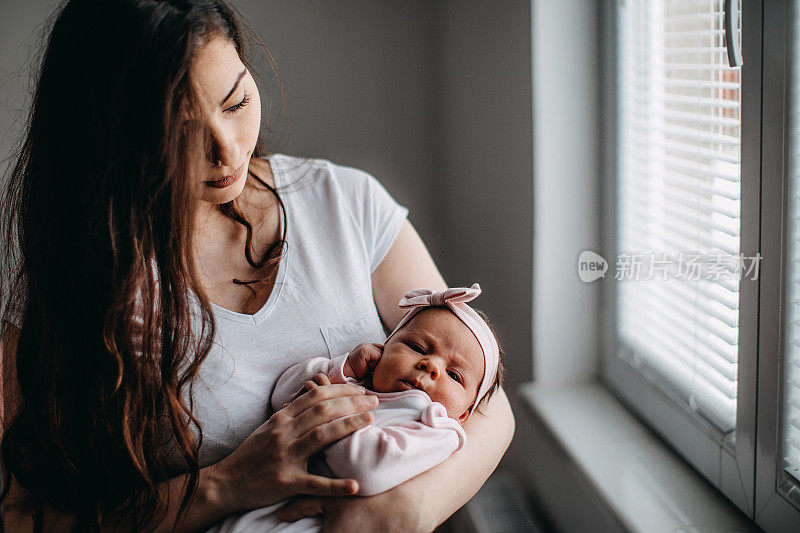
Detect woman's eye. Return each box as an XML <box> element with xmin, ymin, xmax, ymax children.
<box><xmin>224</xmin><ymin>94</ymin><xmax>251</xmax><ymax>114</ymax></box>
<box><xmin>447</xmin><ymin>370</ymin><xmax>462</xmax><ymax>383</ymax></box>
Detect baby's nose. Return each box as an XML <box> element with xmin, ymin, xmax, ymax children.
<box><xmin>418</xmin><ymin>358</ymin><xmax>441</xmax><ymax>378</ymax></box>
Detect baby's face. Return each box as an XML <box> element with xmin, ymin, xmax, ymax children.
<box><xmin>371</xmin><ymin>308</ymin><xmax>484</xmax><ymax>423</ymax></box>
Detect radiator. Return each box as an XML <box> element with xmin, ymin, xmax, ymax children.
<box><xmin>443</xmin><ymin>472</ymin><xmax>543</xmax><ymax>533</ymax></box>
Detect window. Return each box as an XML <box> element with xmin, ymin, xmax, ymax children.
<box><xmin>603</xmin><ymin>0</ymin><xmax>758</xmax><ymax>516</ymax></box>
<box><xmin>753</xmin><ymin>0</ymin><xmax>800</xmax><ymax>528</ymax></box>
<box><xmin>608</xmin><ymin>0</ymin><xmax>800</xmax><ymax>528</ymax></box>
<box><xmin>784</xmin><ymin>0</ymin><xmax>800</xmax><ymax>491</ymax></box>
<box><xmin>616</xmin><ymin>0</ymin><xmax>741</xmax><ymax>434</ymax></box>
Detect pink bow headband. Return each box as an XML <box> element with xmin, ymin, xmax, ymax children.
<box><xmin>386</xmin><ymin>283</ymin><xmax>499</xmax><ymax>414</ymax></box>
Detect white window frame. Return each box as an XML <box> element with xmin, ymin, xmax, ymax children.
<box><xmin>600</xmin><ymin>0</ymin><xmax>762</xmax><ymax>517</ymax></box>
<box><xmin>754</xmin><ymin>0</ymin><xmax>800</xmax><ymax>529</ymax></box>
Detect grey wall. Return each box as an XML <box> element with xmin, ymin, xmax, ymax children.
<box><xmin>0</xmin><ymin>0</ymin><xmax>532</xmax><ymax>393</ymax></box>
<box><xmin>233</xmin><ymin>0</ymin><xmax>441</xmax><ymax>246</ymax></box>
<box><xmin>433</xmin><ymin>0</ymin><xmax>533</xmax><ymax>394</ymax></box>
<box><xmin>0</xmin><ymin>1</ymin><xmax>63</xmax><ymax>178</ymax></box>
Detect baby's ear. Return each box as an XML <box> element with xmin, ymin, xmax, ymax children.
<box><xmin>457</xmin><ymin>408</ymin><xmax>471</xmax><ymax>424</ymax></box>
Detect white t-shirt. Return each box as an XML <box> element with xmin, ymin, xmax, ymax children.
<box><xmin>182</xmin><ymin>153</ymin><xmax>408</xmax><ymax>468</ymax></box>
<box><xmin>5</xmin><ymin>153</ymin><xmax>409</xmax><ymax>531</ymax></box>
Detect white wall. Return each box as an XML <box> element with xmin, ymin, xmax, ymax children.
<box><xmin>532</xmin><ymin>0</ymin><xmax>601</xmax><ymax>383</ymax></box>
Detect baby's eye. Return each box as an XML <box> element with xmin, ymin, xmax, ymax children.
<box><xmin>405</xmin><ymin>341</ymin><xmax>426</xmax><ymax>354</ymax></box>
<box><xmin>447</xmin><ymin>370</ymin><xmax>462</xmax><ymax>383</ymax></box>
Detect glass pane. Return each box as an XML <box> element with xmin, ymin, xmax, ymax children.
<box><xmin>616</xmin><ymin>0</ymin><xmax>742</xmax><ymax>433</ymax></box>
<box><xmin>783</xmin><ymin>0</ymin><xmax>800</xmax><ymax>486</ymax></box>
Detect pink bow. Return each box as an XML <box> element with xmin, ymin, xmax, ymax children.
<box><xmin>398</xmin><ymin>283</ymin><xmax>481</xmax><ymax>309</ymax></box>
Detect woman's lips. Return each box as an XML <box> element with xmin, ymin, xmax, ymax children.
<box><xmin>206</xmin><ymin>161</ymin><xmax>246</xmax><ymax>189</ymax></box>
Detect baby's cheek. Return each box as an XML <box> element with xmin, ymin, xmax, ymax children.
<box><xmin>436</xmin><ymin>391</ymin><xmax>459</xmax><ymax>416</ymax></box>
<box><xmin>370</xmin><ymin>366</ymin><xmax>392</xmax><ymax>393</ymax></box>
<box><xmin>453</xmin><ymin>389</ymin><xmax>475</xmax><ymax>417</ymax></box>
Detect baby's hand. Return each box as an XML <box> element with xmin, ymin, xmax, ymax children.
<box><xmin>300</xmin><ymin>373</ymin><xmax>333</xmax><ymax>394</ymax></box>
<box><xmin>282</xmin><ymin>373</ymin><xmax>333</xmax><ymax>407</ymax></box>
<box><xmin>343</xmin><ymin>343</ymin><xmax>384</xmax><ymax>380</ymax></box>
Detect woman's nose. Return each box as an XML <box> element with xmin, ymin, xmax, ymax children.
<box><xmin>209</xmin><ymin>124</ymin><xmax>237</xmax><ymax>167</ymax></box>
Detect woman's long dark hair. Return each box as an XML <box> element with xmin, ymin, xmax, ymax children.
<box><xmin>0</xmin><ymin>0</ymin><xmax>286</xmax><ymax>529</ymax></box>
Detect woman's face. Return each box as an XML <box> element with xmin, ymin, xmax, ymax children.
<box><xmin>189</xmin><ymin>36</ymin><xmax>262</xmax><ymax>204</ymax></box>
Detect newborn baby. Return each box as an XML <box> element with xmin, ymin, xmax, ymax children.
<box><xmin>209</xmin><ymin>284</ymin><xmax>503</xmax><ymax>533</ymax></box>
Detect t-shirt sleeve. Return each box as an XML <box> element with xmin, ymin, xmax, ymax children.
<box><xmin>330</xmin><ymin>163</ymin><xmax>409</xmax><ymax>273</ymax></box>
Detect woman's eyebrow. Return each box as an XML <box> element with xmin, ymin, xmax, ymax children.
<box><xmin>219</xmin><ymin>69</ymin><xmax>247</xmax><ymax>106</ymax></box>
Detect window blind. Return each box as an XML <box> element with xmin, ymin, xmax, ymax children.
<box><xmin>783</xmin><ymin>0</ymin><xmax>800</xmax><ymax>486</ymax></box>
<box><xmin>616</xmin><ymin>0</ymin><xmax>741</xmax><ymax>433</ymax></box>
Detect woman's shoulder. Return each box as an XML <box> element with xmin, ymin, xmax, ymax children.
<box><xmin>266</xmin><ymin>153</ymin><xmax>384</xmax><ymax>197</ymax></box>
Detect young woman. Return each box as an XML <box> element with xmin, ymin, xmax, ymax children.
<box><xmin>0</xmin><ymin>0</ymin><xmax>514</xmax><ymax>531</ymax></box>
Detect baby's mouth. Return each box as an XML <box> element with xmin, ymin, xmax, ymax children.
<box><xmin>400</xmin><ymin>379</ymin><xmax>424</xmax><ymax>392</ymax></box>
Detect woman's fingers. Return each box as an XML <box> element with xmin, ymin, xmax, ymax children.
<box><xmin>296</xmin><ymin>474</ymin><xmax>358</xmax><ymax>497</ymax></box>
<box><xmin>313</xmin><ymin>373</ymin><xmax>332</xmax><ymax>386</ymax></box>
<box><xmin>293</xmin><ymin>411</ymin><xmax>374</xmax><ymax>457</ymax></box>
<box><xmin>292</xmin><ymin>394</ymin><xmax>377</xmax><ymax>439</ymax></box>
<box><xmin>276</xmin><ymin>497</ymin><xmax>327</xmax><ymax>522</ymax></box>
<box><xmin>301</xmin><ymin>380</ymin><xmax>317</xmax><ymax>393</ymax></box>
<box><xmin>283</xmin><ymin>383</ymin><xmax>366</xmax><ymax>418</ymax></box>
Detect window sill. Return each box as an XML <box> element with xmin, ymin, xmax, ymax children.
<box><xmin>510</xmin><ymin>381</ymin><xmax>756</xmax><ymax>532</ymax></box>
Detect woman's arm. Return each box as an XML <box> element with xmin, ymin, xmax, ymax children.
<box><xmin>1</xmin><ymin>462</ymin><xmax>232</xmax><ymax>532</ymax></box>
<box><xmin>0</xmin><ymin>322</ymin><xmax>377</xmax><ymax>532</ymax></box>
<box><xmin>372</xmin><ymin>220</ymin><xmax>515</xmax><ymax>526</ymax></box>
<box><xmin>279</xmin><ymin>220</ymin><xmax>515</xmax><ymax>531</ymax></box>
<box><xmin>371</xmin><ymin>220</ymin><xmax>448</xmax><ymax>327</ymax></box>
<box><xmin>279</xmin><ymin>391</ymin><xmax>513</xmax><ymax>532</ymax></box>
<box><xmin>395</xmin><ymin>389</ymin><xmax>514</xmax><ymax>529</ymax></box>
<box><xmin>0</xmin><ymin>322</ymin><xmax>231</xmax><ymax>531</ymax></box>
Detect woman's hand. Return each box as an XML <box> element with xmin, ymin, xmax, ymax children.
<box><xmin>209</xmin><ymin>382</ymin><xmax>379</xmax><ymax>513</ymax></box>
<box><xmin>343</xmin><ymin>343</ymin><xmax>383</xmax><ymax>380</ymax></box>
<box><xmin>300</xmin><ymin>372</ymin><xmax>334</xmax><ymax>393</ymax></box>
<box><xmin>276</xmin><ymin>484</ymin><xmax>432</xmax><ymax>533</ymax></box>
<box><xmin>276</xmin><ymin>388</ymin><xmax>515</xmax><ymax>533</ymax></box>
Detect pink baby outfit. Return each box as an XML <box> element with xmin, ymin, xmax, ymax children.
<box><xmin>206</xmin><ymin>352</ymin><xmax>467</xmax><ymax>533</ymax></box>
<box><xmin>270</xmin><ymin>352</ymin><xmax>468</xmax><ymax>496</ymax></box>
